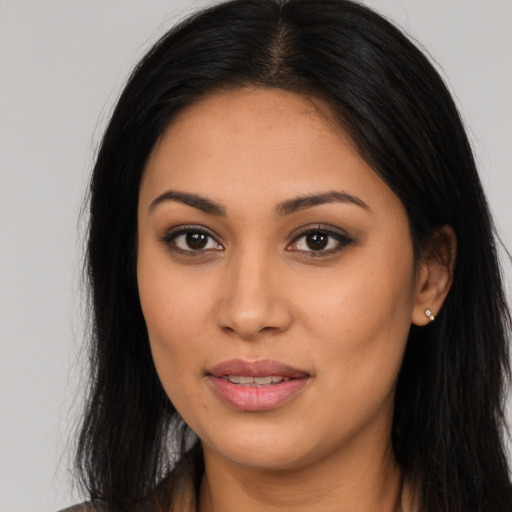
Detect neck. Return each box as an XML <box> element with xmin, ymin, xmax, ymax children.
<box><xmin>198</xmin><ymin>437</ymin><xmax>402</xmax><ymax>512</ymax></box>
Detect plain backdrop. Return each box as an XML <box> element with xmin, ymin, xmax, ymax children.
<box><xmin>0</xmin><ymin>1</ymin><xmax>511</xmax><ymax>511</ymax></box>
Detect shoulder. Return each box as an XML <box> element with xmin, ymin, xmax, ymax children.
<box><xmin>56</xmin><ymin>500</ymin><xmax>184</xmax><ymax>512</ymax></box>
<box><xmin>57</xmin><ymin>504</ymin><xmax>105</xmax><ymax>512</ymax></box>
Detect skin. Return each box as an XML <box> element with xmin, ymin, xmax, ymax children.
<box><xmin>137</xmin><ymin>87</ymin><xmax>455</xmax><ymax>512</ymax></box>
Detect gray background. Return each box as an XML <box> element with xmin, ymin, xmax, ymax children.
<box><xmin>1</xmin><ymin>1</ymin><xmax>511</xmax><ymax>511</ymax></box>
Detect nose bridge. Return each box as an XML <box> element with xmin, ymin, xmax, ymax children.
<box><xmin>217</xmin><ymin>242</ymin><xmax>291</xmax><ymax>339</ymax></box>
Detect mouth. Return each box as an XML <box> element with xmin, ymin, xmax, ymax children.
<box><xmin>207</xmin><ymin>358</ymin><xmax>309</xmax><ymax>379</ymax></box>
<box><xmin>206</xmin><ymin>359</ymin><xmax>310</xmax><ymax>411</ymax></box>
<box><xmin>221</xmin><ymin>375</ymin><xmax>292</xmax><ymax>386</ymax></box>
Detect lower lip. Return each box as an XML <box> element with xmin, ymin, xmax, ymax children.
<box><xmin>208</xmin><ymin>376</ymin><xmax>309</xmax><ymax>412</ymax></box>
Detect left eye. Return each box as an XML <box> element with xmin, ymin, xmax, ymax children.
<box><xmin>289</xmin><ymin>230</ymin><xmax>352</xmax><ymax>254</ymax></box>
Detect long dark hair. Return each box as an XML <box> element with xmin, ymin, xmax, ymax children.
<box><xmin>76</xmin><ymin>1</ymin><xmax>512</xmax><ymax>511</ymax></box>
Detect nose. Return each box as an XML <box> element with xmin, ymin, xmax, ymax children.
<box><xmin>216</xmin><ymin>248</ymin><xmax>293</xmax><ymax>341</ymax></box>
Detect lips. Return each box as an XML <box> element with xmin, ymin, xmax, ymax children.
<box><xmin>224</xmin><ymin>375</ymin><xmax>291</xmax><ymax>386</ymax></box>
<box><xmin>208</xmin><ymin>358</ymin><xmax>309</xmax><ymax>379</ymax></box>
<box><xmin>207</xmin><ymin>359</ymin><xmax>310</xmax><ymax>412</ymax></box>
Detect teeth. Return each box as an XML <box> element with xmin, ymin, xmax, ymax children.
<box><xmin>254</xmin><ymin>376</ymin><xmax>273</xmax><ymax>385</ymax></box>
<box><xmin>273</xmin><ymin>376</ymin><xmax>291</xmax><ymax>383</ymax></box>
<box><xmin>224</xmin><ymin>375</ymin><xmax>291</xmax><ymax>386</ymax></box>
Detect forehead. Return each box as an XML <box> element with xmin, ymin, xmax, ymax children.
<box><xmin>169</xmin><ymin>86</ymin><xmax>342</xmax><ymax>136</ymax></box>
<box><xmin>140</xmin><ymin>87</ymin><xmax>402</xmax><ymax>219</ymax></box>
<box><xmin>148</xmin><ymin>87</ymin><xmax>347</xmax><ymax>167</ymax></box>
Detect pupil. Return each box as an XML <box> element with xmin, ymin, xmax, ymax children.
<box><xmin>186</xmin><ymin>232</ymin><xmax>208</xmax><ymax>250</ymax></box>
<box><xmin>306</xmin><ymin>233</ymin><xmax>328</xmax><ymax>250</ymax></box>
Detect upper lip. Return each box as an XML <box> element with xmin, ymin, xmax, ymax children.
<box><xmin>207</xmin><ymin>358</ymin><xmax>309</xmax><ymax>379</ymax></box>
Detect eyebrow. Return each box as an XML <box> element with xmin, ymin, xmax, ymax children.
<box><xmin>275</xmin><ymin>190</ymin><xmax>371</xmax><ymax>217</ymax></box>
<box><xmin>149</xmin><ymin>189</ymin><xmax>371</xmax><ymax>216</ymax></box>
<box><xmin>150</xmin><ymin>190</ymin><xmax>227</xmax><ymax>216</ymax></box>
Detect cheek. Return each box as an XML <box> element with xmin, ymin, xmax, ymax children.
<box><xmin>138</xmin><ymin>266</ymin><xmax>217</xmax><ymax>424</ymax></box>
<box><xmin>295</xmin><ymin>240</ymin><xmax>415</xmax><ymax>394</ymax></box>
<box><xmin>137</xmin><ymin>245</ymin><xmax>214</xmax><ymax>392</ymax></box>
<box><xmin>301</xmin><ymin>252</ymin><xmax>413</xmax><ymax>332</ymax></box>
<box><xmin>138</xmin><ymin>234</ymin><xmax>212</xmax><ymax>330</ymax></box>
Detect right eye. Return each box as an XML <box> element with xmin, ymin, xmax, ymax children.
<box><xmin>162</xmin><ymin>227</ymin><xmax>223</xmax><ymax>255</ymax></box>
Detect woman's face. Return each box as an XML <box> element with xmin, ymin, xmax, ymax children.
<box><xmin>137</xmin><ymin>87</ymin><xmax>424</xmax><ymax>471</ymax></box>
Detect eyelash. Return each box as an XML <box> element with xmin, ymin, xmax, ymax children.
<box><xmin>160</xmin><ymin>225</ymin><xmax>222</xmax><ymax>257</ymax></box>
<box><xmin>160</xmin><ymin>224</ymin><xmax>354</xmax><ymax>258</ymax></box>
<box><xmin>287</xmin><ymin>225</ymin><xmax>354</xmax><ymax>257</ymax></box>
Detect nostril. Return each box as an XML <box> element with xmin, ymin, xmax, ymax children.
<box><xmin>215</xmin><ymin>276</ymin><xmax>293</xmax><ymax>339</ymax></box>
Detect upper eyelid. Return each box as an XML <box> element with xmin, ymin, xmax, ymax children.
<box><xmin>162</xmin><ymin>224</ymin><xmax>221</xmax><ymax>241</ymax></box>
<box><xmin>286</xmin><ymin>224</ymin><xmax>354</xmax><ymax>256</ymax></box>
<box><xmin>161</xmin><ymin>226</ymin><xmax>223</xmax><ymax>255</ymax></box>
<box><xmin>161</xmin><ymin>223</ymin><xmax>351</xmax><ymax>250</ymax></box>
<box><xmin>163</xmin><ymin>223</ymin><xmax>347</xmax><ymax>238</ymax></box>
<box><xmin>288</xmin><ymin>229</ymin><xmax>351</xmax><ymax>250</ymax></box>
<box><xmin>288</xmin><ymin>224</ymin><xmax>350</xmax><ymax>241</ymax></box>
<box><xmin>159</xmin><ymin>226</ymin><xmax>223</xmax><ymax>252</ymax></box>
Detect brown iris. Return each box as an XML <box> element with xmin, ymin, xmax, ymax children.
<box><xmin>305</xmin><ymin>233</ymin><xmax>328</xmax><ymax>250</ymax></box>
<box><xmin>186</xmin><ymin>232</ymin><xmax>208</xmax><ymax>250</ymax></box>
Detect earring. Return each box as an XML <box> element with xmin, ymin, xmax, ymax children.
<box><xmin>425</xmin><ymin>309</ymin><xmax>435</xmax><ymax>321</ymax></box>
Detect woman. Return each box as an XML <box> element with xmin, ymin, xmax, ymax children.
<box><xmin>69</xmin><ymin>0</ymin><xmax>512</xmax><ymax>511</ymax></box>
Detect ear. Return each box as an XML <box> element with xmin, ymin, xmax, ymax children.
<box><xmin>411</xmin><ymin>225</ymin><xmax>457</xmax><ymax>326</ymax></box>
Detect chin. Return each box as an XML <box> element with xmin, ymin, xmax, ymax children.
<box><xmin>202</xmin><ymin>430</ymin><xmax>323</xmax><ymax>472</ymax></box>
